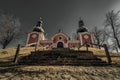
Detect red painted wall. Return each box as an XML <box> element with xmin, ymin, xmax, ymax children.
<box><xmin>52</xmin><ymin>34</ymin><xmax>67</xmax><ymax>43</ymax></box>
<box><xmin>28</xmin><ymin>33</ymin><xmax>39</xmax><ymax>44</ymax></box>
<box><xmin>68</xmin><ymin>43</ymin><xmax>80</xmax><ymax>48</ymax></box>
<box><xmin>40</xmin><ymin>42</ymin><xmax>52</xmax><ymax>47</ymax></box>
<box><xmin>81</xmin><ymin>34</ymin><xmax>93</xmax><ymax>47</ymax></box>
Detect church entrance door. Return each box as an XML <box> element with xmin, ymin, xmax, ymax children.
<box><xmin>57</xmin><ymin>42</ymin><xmax>64</xmax><ymax>48</ymax></box>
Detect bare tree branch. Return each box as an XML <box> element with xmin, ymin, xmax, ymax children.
<box><xmin>105</xmin><ymin>10</ymin><xmax>120</xmax><ymax>50</ymax></box>
<box><xmin>0</xmin><ymin>13</ymin><xmax>21</xmax><ymax>49</ymax></box>
<box><xmin>92</xmin><ymin>26</ymin><xmax>106</xmax><ymax>49</ymax></box>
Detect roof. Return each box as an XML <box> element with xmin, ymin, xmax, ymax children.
<box><xmin>33</xmin><ymin>26</ymin><xmax>44</xmax><ymax>32</ymax></box>
<box><xmin>51</xmin><ymin>32</ymin><xmax>70</xmax><ymax>40</ymax></box>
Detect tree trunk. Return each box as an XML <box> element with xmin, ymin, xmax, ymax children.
<box><xmin>98</xmin><ymin>45</ymin><xmax>101</xmax><ymax>49</ymax></box>
<box><xmin>2</xmin><ymin>41</ymin><xmax>8</xmax><ymax>49</ymax></box>
<box><xmin>110</xmin><ymin>17</ymin><xmax>120</xmax><ymax>49</ymax></box>
<box><xmin>97</xmin><ymin>39</ymin><xmax>101</xmax><ymax>49</ymax></box>
<box><xmin>115</xmin><ymin>37</ymin><xmax>120</xmax><ymax>49</ymax></box>
<box><xmin>115</xmin><ymin>47</ymin><xmax>119</xmax><ymax>53</ymax></box>
<box><xmin>2</xmin><ymin>45</ymin><xmax>6</xmax><ymax>49</ymax></box>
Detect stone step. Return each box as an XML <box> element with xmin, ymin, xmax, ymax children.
<box><xmin>29</xmin><ymin>52</ymin><xmax>97</xmax><ymax>59</ymax></box>
<box><xmin>18</xmin><ymin>49</ymin><xmax>108</xmax><ymax>66</ymax></box>
<box><xmin>19</xmin><ymin>61</ymin><xmax>108</xmax><ymax>66</ymax></box>
<box><xmin>23</xmin><ymin>58</ymin><xmax>102</xmax><ymax>60</ymax></box>
<box><xmin>20</xmin><ymin>59</ymin><xmax>105</xmax><ymax>63</ymax></box>
<box><xmin>19</xmin><ymin>56</ymin><xmax>101</xmax><ymax>62</ymax></box>
<box><xmin>19</xmin><ymin>58</ymin><xmax>106</xmax><ymax>65</ymax></box>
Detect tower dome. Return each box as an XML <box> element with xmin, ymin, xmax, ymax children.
<box><xmin>33</xmin><ymin>17</ymin><xmax>44</xmax><ymax>32</ymax></box>
<box><xmin>77</xmin><ymin>19</ymin><xmax>88</xmax><ymax>33</ymax></box>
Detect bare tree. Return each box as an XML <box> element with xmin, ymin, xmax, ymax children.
<box><xmin>0</xmin><ymin>13</ymin><xmax>21</xmax><ymax>49</ymax></box>
<box><xmin>105</xmin><ymin>10</ymin><xmax>120</xmax><ymax>49</ymax></box>
<box><xmin>92</xmin><ymin>26</ymin><xmax>106</xmax><ymax>48</ymax></box>
<box><xmin>111</xmin><ymin>39</ymin><xmax>119</xmax><ymax>53</ymax></box>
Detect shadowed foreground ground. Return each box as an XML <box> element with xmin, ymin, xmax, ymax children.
<box><xmin>0</xmin><ymin>65</ymin><xmax>120</xmax><ymax>80</ymax></box>
<box><xmin>0</xmin><ymin>47</ymin><xmax>120</xmax><ymax>80</ymax></box>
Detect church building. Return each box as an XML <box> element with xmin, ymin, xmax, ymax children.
<box><xmin>26</xmin><ymin>18</ymin><xmax>94</xmax><ymax>48</ymax></box>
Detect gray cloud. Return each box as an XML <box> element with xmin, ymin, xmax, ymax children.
<box><xmin>0</xmin><ymin>0</ymin><xmax>118</xmax><ymax>47</ymax></box>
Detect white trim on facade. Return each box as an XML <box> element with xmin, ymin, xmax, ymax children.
<box><xmin>67</xmin><ymin>40</ymin><xmax>80</xmax><ymax>43</ymax></box>
<box><xmin>51</xmin><ymin>32</ymin><xmax>69</xmax><ymax>40</ymax></box>
<box><xmin>26</xmin><ymin>31</ymin><xmax>94</xmax><ymax>48</ymax></box>
<box><xmin>26</xmin><ymin>33</ymin><xmax>30</xmax><ymax>46</ymax></box>
<box><xmin>79</xmin><ymin>33</ymin><xmax>83</xmax><ymax>45</ymax></box>
<box><xmin>26</xmin><ymin>32</ymin><xmax>45</xmax><ymax>46</ymax></box>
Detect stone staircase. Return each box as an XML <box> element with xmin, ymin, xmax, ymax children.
<box><xmin>18</xmin><ymin>48</ymin><xmax>108</xmax><ymax>66</ymax></box>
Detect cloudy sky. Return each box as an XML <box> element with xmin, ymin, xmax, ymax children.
<box><xmin>0</xmin><ymin>0</ymin><xmax>120</xmax><ymax>47</ymax></box>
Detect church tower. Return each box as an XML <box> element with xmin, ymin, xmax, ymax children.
<box><xmin>77</xmin><ymin>19</ymin><xmax>94</xmax><ymax>47</ymax></box>
<box><xmin>26</xmin><ymin>17</ymin><xmax>45</xmax><ymax>46</ymax></box>
<box><xmin>77</xmin><ymin>18</ymin><xmax>88</xmax><ymax>33</ymax></box>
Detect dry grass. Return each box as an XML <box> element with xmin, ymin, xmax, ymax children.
<box><xmin>79</xmin><ymin>47</ymin><xmax>120</xmax><ymax>64</ymax></box>
<box><xmin>0</xmin><ymin>47</ymin><xmax>120</xmax><ymax>80</ymax></box>
<box><xmin>0</xmin><ymin>46</ymin><xmax>120</xmax><ymax>64</ymax></box>
<box><xmin>79</xmin><ymin>47</ymin><xmax>120</xmax><ymax>56</ymax></box>
<box><xmin>0</xmin><ymin>47</ymin><xmax>34</xmax><ymax>61</ymax></box>
<box><xmin>0</xmin><ymin>46</ymin><xmax>49</xmax><ymax>60</ymax></box>
<box><xmin>0</xmin><ymin>66</ymin><xmax>120</xmax><ymax>80</ymax></box>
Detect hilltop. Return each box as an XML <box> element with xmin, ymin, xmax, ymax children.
<box><xmin>0</xmin><ymin>47</ymin><xmax>120</xmax><ymax>64</ymax></box>
<box><xmin>0</xmin><ymin>47</ymin><xmax>120</xmax><ymax>80</ymax></box>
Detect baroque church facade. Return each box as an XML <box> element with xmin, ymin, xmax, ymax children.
<box><xmin>26</xmin><ymin>18</ymin><xmax>94</xmax><ymax>48</ymax></box>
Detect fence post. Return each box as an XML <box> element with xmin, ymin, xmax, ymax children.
<box><xmin>86</xmin><ymin>42</ymin><xmax>88</xmax><ymax>51</ymax></box>
<box><xmin>35</xmin><ymin>43</ymin><xmax>37</xmax><ymax>53</ymax></box>
<box><xmin>103</xmin><ymin>44</ymin><xmax>112</xmax><ymax>64</ymax></box>
<box><xmin>13</xmin><ymin>44</ymin><xmax>21</xmax><ymax>63</ymax></box>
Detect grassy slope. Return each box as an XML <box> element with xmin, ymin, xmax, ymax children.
<box><xmin>0</xmin><ymin>47</ymin><xmax>120</xmax><ymax>80</ymax></box>
<box><xmin>0</xmin><ymin>47</ymin><xmax>120</xmax><ymax>63</ymax></box>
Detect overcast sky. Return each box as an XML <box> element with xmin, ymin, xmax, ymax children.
<box><xmin>0</xmin><ymin>0</ymin><xmax>120</xmax><ymax>47</ymax></box>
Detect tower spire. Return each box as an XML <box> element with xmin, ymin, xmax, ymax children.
<box><xmin>58</xmin><ymin>29</ymin><xmax>62</xmax><ymax>33</ymax></box>
<box><xmin>77</xmin><ymin>17</ymin><xmax>88</xmax><ymax>33</ymax></box>
<box><xmin>33</xmin><ymin>17</ymin><xmax>44</xmax><ymax>32</ymax></box>
<box><xmin>39</xmin><ymin>17</ymin><xmax>43</xmax><ymax>27</ymax></box>
<box><xmin>79</xmin><ymin>17</ymin><xmax>84</xmax><ymax>28</ymax></box>
<box><xmin>36</xmin><ymin>17</ymin><xmax>43</xmax><ymax>27</ymax></box>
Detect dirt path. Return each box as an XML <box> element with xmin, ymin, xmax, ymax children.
<box><xmin>0</xmin><ymin>65</ymin><xmax>120</xmax><ymax>80</ymax></box>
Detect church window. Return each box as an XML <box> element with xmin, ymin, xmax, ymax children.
<box><xmin>59</xmin><ymin>36</ymin><xmax>62</xmax><ymax>40</ymax></box>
